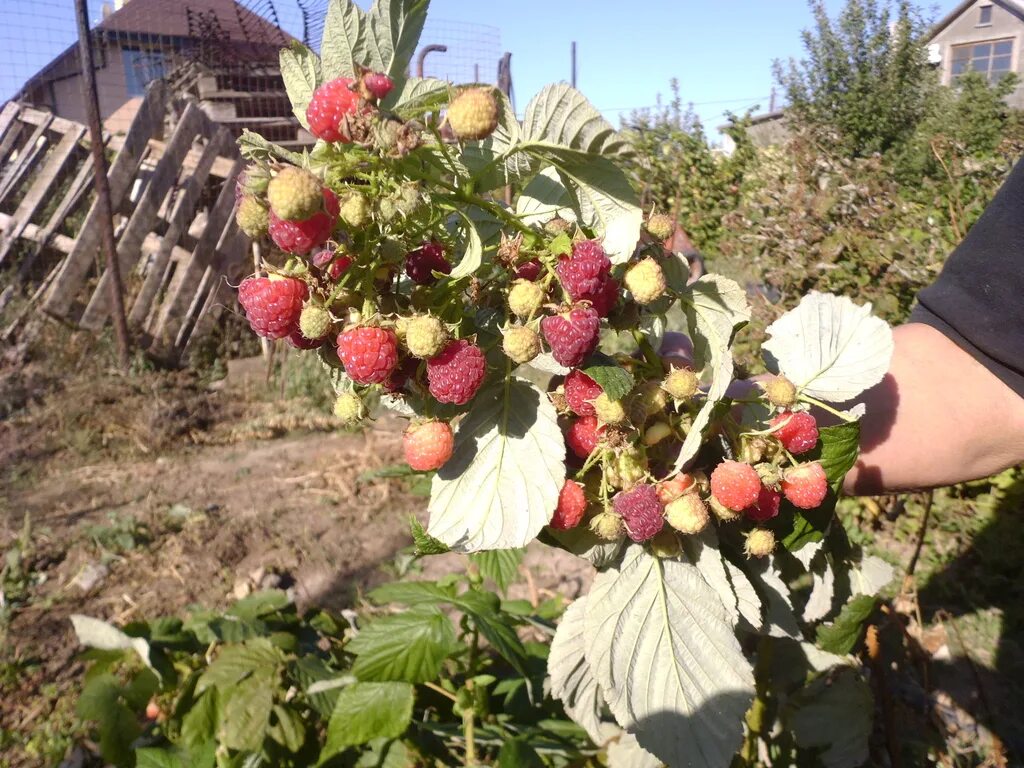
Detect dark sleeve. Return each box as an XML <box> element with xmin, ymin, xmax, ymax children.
<box><xmin>909</xmin><ymin>157</ymin><xmax>1024</xmax><ymax>398</ymax></box>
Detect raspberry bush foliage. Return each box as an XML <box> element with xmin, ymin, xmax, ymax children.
<box><xmin>72</xmin><ymin>1</ymin><xmax>902</xmax><ymax>765</ymax></box>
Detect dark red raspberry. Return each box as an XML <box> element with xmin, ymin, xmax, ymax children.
<box><xmin>586</xmin><ymin>277</ymin><xmax>619</xmax><ymax>318</ymax></box>
<box><xmin>287</xmin><ymin>325</ymin><xmax>325</xmax><ymax>349</ymax></box>
<box><xmin>541</xmin><ymin>305</ymin><xmax>600</xmax><ymax>368</ymax></box>
<box><xmin>237</xmin><ymin>276</ymin><xmax>308</xmax><ymax>340</ymax></box>
<box><xmin>771</xmin><ymin>411</ymin><xmax>819</xmax><ymax>455</ymax></box>
<box><xmin>328</xmin><ymin>255</ymin><xmax>353</xmax><ymax>281</ymax></box>
<box><xmin>336</xmin><ymin>326</ymin><xmax>399</xmax><ymax>385</ymax></box>
<box><xmin>405</xmin><ymin>242</ymin><xmax>452</xmax><ymax>285</ymax></box>
<box><xmin>383</xmin><ymin>357</ymin><xmax>419</xmax><ymax>394</ymax></box>
<box><xmin>514</xmin><ymin>259</ymin><xmax>542</xmax><ymax>281</ymax></box>
<box><xmin>267</xmin><ymin>189</ymin><xmax>339</xmax><ymax>255</ymax></box>
<box><xmin>564</xmin><ymin>369</ymin><xmax>602</xmax><ymax>416</ymax></box>
<box><xmin>306</xmin><ymin>77</ymin><xmax>361</xmax><ymax>143</ymax></box>
<box><xmin>612</xmin><ymin>484</ymin><xmax>665</xmax><ymax>543</ymax></box>
<box><xmin>426</xmin><ymin>339</ymin><xmax>487</xmax><ymax>404</ymax></box>
<box><xmin>364</xmin><ymin>72</ymin><xmax>394</xmax><ymax>100</ymax></box>
<box><xmin>745</xmin><ymin>485</ymin><xmax>781</xmax><ymax>522</ymax></box>
<box><xmin>557</xmin><ymin>240</ymin><xmax>611</xmax><ymax>302</ymax></box>
<box><xmin>565</xmin><ymin>415</ymin><xmax>604</xmax><ymax>459</ymax></box>
<box><xmin>551</xmin><ymin>480</ymin><xmax>587</xmax><ymax>530</ymax></box>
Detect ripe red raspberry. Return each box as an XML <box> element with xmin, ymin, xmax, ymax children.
<box><xmin>587</xmin><ymin>277</ymin><xmax>619</xmax><ymax>318</ymax></box>
<box><xmin>426</xmin><ymin>339</ymin><xmax>487</xmax><ymax>404</ymax></box>
<box><xmin>237</xmin><ymin>276</ymin><xmax>308</xmax><ymax>340</ymax></box>
<box><xmin>336</xmin><ymin>326</ymin><xmax>399</xmax><ymax>385</ymax></box>
<box><xmin>612</xmin><ymin>484</ymin><xmax>665</xmax><ymax>543</ymax></box>
<box><xmin>656</xmin><ymin>473</ymin><xmax>696</xmax><ymax>504</ymax></box>
<box><xmin>551</xmin><ymin>480</ymin><xmax>587</xmax><ymax>530</ymax></box>
<box><xmin>565</xmin><ymin>415</ymin><xmax>605</xmax><ymax>459</ymax></box>
<box><xmin>710</xmin><ymin>460</ymin><xmax>762</xmax><ymax>512</ymax></box>
<box><xmin>405</xmin><ymin>242</ymin><xmax>452</xmax><ymax>285</ymax></box>
<box><xmin>782</xmin><ymin>462</ymin><xmax>828</xmax><ymax>509</ymax></box>
<box><xmin>564</xmin><ymin>369</ymin><xmax>602</xmax><ymax>417</ymax></box>
<box><xmin>383</xmin><ymin>357</ymin><xmax>419</xmax><ymax>394</ymax></box>
<box><xmin>363</xmin><ymin>72</ymin><xmax>394</xmax><ymax>100</ymax></box>
<box><xmin>404</xmin><ymin>421</ymin><xmax>454</xmax><ymax>471</ymax></box>
<box><xmin>557</xmin><ymin>240</ymin><xmax>611</xmax><ymax>302</ymax></box>
<box><xmin>307</xmin><ymin>77</ymin><xmax>361</xmax><ymax>143</ymax></box>
<box><xmin>514</xmin><ymin>259</ymin><xmax>542</xmax><ymax>281</ymax></box>
<box><xmin>745</xmin><ymin>485</ymin><xmax>781</xmax><ymax>522</ymax></box>
<box><xmin>771</xmin><ymin>411</ymin><xmax>819</xmax><ymax>455</ymax></box>
<box><xmin>329</xmin><ymin>255</ymin><xmax>353</xmax><ymax>281</ymax></box>
<box><xmin>541</xmin><ymin>305</ymin><xmax>600</xmax><ymax>368</ymax></box>
<box><xmin>267</xmin><ymin>189</ymin><xmax>339</xmax><ymax>255</ymax></box>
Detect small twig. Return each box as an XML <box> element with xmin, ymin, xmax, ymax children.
<box><xmin>904</xmin><ymin>491</ymin><xmax>934</xmax><ymax>584</ymax></box>
<box><xmin>423</xmin><ymin>681</ymin><xmax>458</xmax><ymax>702</ymax></box>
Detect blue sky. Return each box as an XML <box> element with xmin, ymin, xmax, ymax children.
<box><xmin>1</xmin><ymin>0</ymin><xmax>946</xmax><ymax>138</ymax></box>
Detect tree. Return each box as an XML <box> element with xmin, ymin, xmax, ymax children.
<box><xmin>774</xmin><ymin>0</ymin><xmax>935</xmax><ymax>157</ymax></box>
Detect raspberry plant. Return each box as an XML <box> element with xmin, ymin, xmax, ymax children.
<box><xmin>72</xmin><ymin>1</ymin><xmax>901</xmax><ymax>765</ymax></box>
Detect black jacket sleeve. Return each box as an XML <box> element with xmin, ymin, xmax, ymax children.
<box><xmin>910</xmin><ymin>157</ymin><xmax>1024</xmax><ymax>398</ymax></box>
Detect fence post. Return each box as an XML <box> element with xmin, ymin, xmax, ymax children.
<box><xmin>74</xmin><ymin>0</ymin><xmax>131</xmax><ymax>368</ymax></box>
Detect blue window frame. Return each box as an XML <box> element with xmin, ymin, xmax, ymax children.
<box><xmin>951</xmin><ymin>39</ymin><xmax>1014</xmax><ymax>83</ymax></box>
<box><xmin>123</xmin><ymin>48</ymin><xmax>165</xmax><ymax>97</ymax></box>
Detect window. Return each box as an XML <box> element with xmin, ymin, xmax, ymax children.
<box><xmin>978</xmin><ymin>5</ymin><xmax>993</xmax><ymax>25</ymax></box>
<box><xmin>122</xmin><ymin>48</ymin><xmax>165</xmax><ymax>97</ymax></box>
<box><xmin>951</xmin><ymin>39</ymin><xmax>1014</xmax><ymax>83</ymax></box>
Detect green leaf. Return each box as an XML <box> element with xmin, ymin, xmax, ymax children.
<box><xmin>672</xmin><ymin>275</ymin><xmax>751</xmax><ymax>473</ymax></box>
<box><xmin>582</xmin><ymin>356</ymin><xmax>635</xmax><ymax>401</ymax></box>
<box><xmin>228</xmin><ymin>589</ymin><xmax>292</xmax><ymax>621</ymax></box>
<box><xmin>220</xmin><ymin>676</ymin><xmax>274</xmax><ymax>752</ymax></box>
<box><xmin>522</xmin><ymin>145</ymin><xmax>641</xmax><ymax>263</ymax></box>
<box><xmin>522</xmin><ymin>83</ymin><xmax>633</xmax><ymax>158</ymax></box>
<box><xmin>322</xmin><ymin>682</ymin><xmax>414</xmax><ymax>757</ymax></box>
<box><xmin>455</xmin><ymin>590</ymin><xmax>530</xmax><ymax>678</ymax></box>
<box><xmin>816</xmin><ymin>594</ymin><xmax>878</xmax><ymax>654</ymax></box>
<box><xmin>268</xmin><ymin>704</ymin><xmax>307</xmax><ymax>753</ymax></box>
<box><xmin>320</xmin><ymin>0</ymin><xmax>370</xmax><ymax>79</ymax></box>
<box><xmin>498</xmin><ymin>737</ymin><xmax>545</xmax><ymax>767</ymax></box>
<box><xmin>349</xmin><ymin>607</ymin><xmax>458</xmax><ymax>683</ymax></box>
<box><xmin>71</xmin><ymin>614</ymin><xmax>156</xmax><ymax>675</ymax></box>
<box><xmin>99</xmin><ymin>703</ymin><xmax>141</xmax><ymax>766</ymax></box>
<box><xmin>448</xmin><ymin>208</ymin><xmax>484</xmax><ymax>279</ymax></box>
<box><xmin>368</xmin><ymin>580</ymin><xmax>455</xmax><ymax>606</ymax></box>
<box><xmin>762</xmin><ymin>291</ymin><xmax>894</xmax><ymax>403</ymax></box>
<box><xmin>354</xmin><ymin>738</ymin><xmax>415</xmax><ymax>768</ymax></box>
<box><xmin>136</xmin><ymin>748</ymin><xmax>187</xmax><ymax>768</ymax></box>
<box><xmin>386</xmin><ymin>76</ymin><xmax>448</xmax><ymax>116</ymax></box>
<box><xmin>468</xmin><ymin>548</ymin><xmax>525</xmax><ymax>593</ymax></box>
<box><xmin>548</xmin><ymin>597</ymin><xmax>605</xmax><ymax>743</ymax></box>
<box><xmin>196</xmin><ymin>638</ymin><xmax>283</xmax><ymax>695</ymax></box>
<box><xmin>584</xmin><ymin>545</ymin><xmax>754</xmax><ymax>766</ymax></box>
<box><xmin>789</xmin><ymin>667</ymin><xmax>873</xmax><ymax>768</ymax></box>
<box><xmin>815</xmin><ymin>422</ymin><xmax>862</xmax><ymax>490</ymax></box>
<box><xmin>279</xmin><ymin>41</ymin><xmax>320</xmax><ymax>129</ymax></box>
<box><xmin>410</xmin><ymin>517</ymin><xmax>449</xmax><ymax>554</ymax></box>
<box><xmin>181</xmin><ymin>688</ymin><xmax>219</xmax><ymax>748</ymax></box>
<box><xmin>427</xmin><ymin>378</ymin><xmax>565</xmax><ymax>552</ymax></box>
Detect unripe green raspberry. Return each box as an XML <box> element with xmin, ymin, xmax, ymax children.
<box><xmin>405</xmin><ymin>315</ymin><xmax>448</xmax><ymax>359</ymax></box>
<box><xmin>339</xmin><ymin>193</ymin><xmax>371</xmax><ymax>229</ymax></box>
<box><xmin>593</xmin><ymin>392</ymin><xmax>627</xmax><ymax>425</ymax></box>
<box><xmin>395</xmin><ymin>182</ymin><xmax>421</xmax><ymax>216</ymax></box>
<box><xmin>605</xmin><ymin>446</ymin><xmax>647</xmax><ymax>490</ymax></box>
<box><xmin>267</xmin><ymin>167</ymin><xmax>323</xmax><ymax>221</ymax></box>
<box><xmin>665</xmin><ymin>494</ymin><xmax>709</xmax><ymax>534</ymax></box>
<box><xmin>708</xmin><ymin>494</ymin><xmax>742</xmax><ymax>522</ymax></box>
<box><xmin>239</xmin><ymin>164</ymin><xmax>271</xmax><ymax>196</ymax></box>
<box><xmin>333</xmin><ymin>392</ymin><xmax>365</xmax><ymax>424</ymax></box>
<box><xmin>663</xmin><ymin>367</ymin><xmax>699</xmax><ymax>400</ymax></box>
<box><xmin>299</xmin><ymin>304</ymin><xmax>332</xmax><ymax>340</ymax></box>
<box><xmin>507</xmin><ymin>279</ymin><xmax>546</xmax><ymax>320</ymax></box>
<box><xmin>236</xmin><ymin>196</ymin><xmax>269</xmax><ymax>238</ymax></box>
<box><xmin>645</xmin><ymin>213</ymin><xmax>675</xmax><ymax>241</ymax></box>
<box><xmin>649</xmin><ymin>529</ymin><xmax>682</xmax><ymax>558</ymax></box>
<box><xmin>447</xmin><ymin>87</ymin><xmax>499</xmax><ymax>140</ymax></box>
<box><xmin>642</xmin><ymin>420</ymin><xmax>673</xmax><ymax>446</ymax></box>
<box><xmin>744</xmin><ymin>528</ymin><xmax>776</xmax><ymax>558</ymax></box>
<box><xmin>590</xmin><ymin>511</ymin><xmax>625</xmax><ymax>541</ymax></box>
<box><xmin>624</xmin><ymin>258</ymin><xmax>667</xmax><ymax>305</ymax></box>
<box><xmin>544</xmin><ymin>216</ymin><xmax>572</xmax><ymax>235</ymax></box>
<box><xmin>502</xmin><ymin>326</ymin><xmax>542</xmax><ymax>364</ymax></box>
<box><xmin>762</xmin><ymin>375</ymin><xmax>798</xmax><ymax>408</ymax></box>
<box><xmin>634</xmin><ymin>380</ymin><xmax>668</xmax><ymax>422</ymax></box>
<box><xmin>377</xmin><ymin>198</ymin><xmax>398</xmax><ymax>222</ymax></box>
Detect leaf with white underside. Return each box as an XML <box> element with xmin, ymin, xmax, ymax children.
<box><xmin>762</xmin><ymin>292</ymin><xmax>894</xmax><ymax>403</ymax></box>
<box><xmin>681</xmin><ymin>529</ymin><xmax>762</xmax><ymax>632</ymax></box>
<box><xmin>607</xmin><ymin>731</ymin><xmax>663</xmax><ymax>768</ymax></box>
<box><xmin>851</xmin><ymin>555</ymin><xmax>895</xmax><ymax>596</ymax></box>
<box><xmin>279</xmin><ymin>42</ymin><xmax>320</xmax><ymax>129</ymax></box>
<box><xmin>522</xmin><ymin>83</ymin><xmax>633</xmax><ymax>158</ymax></box>
<box><xmin>672</xmin><ymin>275</ymin><xmax>751</xmax><ymax>473</ymax></box>
<box><xmin>427</xmin><ymin>378</ymin><xmax>564</xmax><ymax>552</ymax></box>
<box><xmin>548</xmin><ymin>597</ymin><xmax>605</xmax><ymax>744</ymax></box>
<box><xmin>448</xmin><ymin>209</ymin><xmax>483</xmax><ymax>279</ymax></box>
<box><xmin>789</xmin><ymin>667</ymin><xmax>873</xmax><ymax>768</ymax></box>
<box><xmin>515</xmin><ymin>167</ymin><xmax>577</xmax><ymax>227</ymax></box>
<box><xmin>585</xmin><ymin>546</ymin><xmax>754</xmax><ymax>767</ymax></box>
<box><xmin>71</xmin><ymin>615</ymin><xmax>156</xmax><ymax>674</ymax></box>
<box><xmin>387</xmin><ymin>76</ymin><xmax>447</xmax><ymax>117</ymax></box>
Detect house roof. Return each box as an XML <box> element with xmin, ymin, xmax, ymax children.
<box><xmin>15</xmin><ymin>0</ymin><xmax>291</xmax><ymax>97</ymax></box>
<box><xmin>928</xmin><ymin>0</ymin><xmax>1024</xmax><ymax>40</ymax></box>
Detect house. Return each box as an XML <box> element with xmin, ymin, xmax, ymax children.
<box><xmin>927</xmin><ymin>0</ymin><xmax>1024</xmax><ymax>108</ymax></box>
<box><xmin>13</xmin><ymin>0</ymin><xmax>296</xmax><ymax>136</ymax></box>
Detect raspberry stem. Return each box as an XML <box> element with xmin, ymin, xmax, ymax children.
<box><xmin>798</xmin><ymin>393</ymin><xmax>857</xmax><ymax>422</ymax></box>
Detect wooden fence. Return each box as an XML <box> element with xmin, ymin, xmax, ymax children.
<box><xmin>0</xmin><ymin>82</ymin><xmax>251</xmax><ymax>361</ymax></box>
